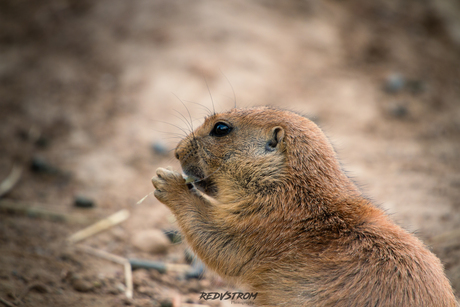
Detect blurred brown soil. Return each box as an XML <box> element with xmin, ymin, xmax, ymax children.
<box><xmin>0</xmin><ymin>0</ymin><xmax>459</xmax><ymax>306</ymax></box>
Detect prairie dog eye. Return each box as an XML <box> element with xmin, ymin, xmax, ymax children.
<box><xmin>210</xmin><ymin>122</ymin><xmax>232</xmax><ymax>137</ymax></box>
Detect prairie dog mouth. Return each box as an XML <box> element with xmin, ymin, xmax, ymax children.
<box><xmin>183</xmin><ymin>169</ymin><xmax>217</xmax><ymax>196</ymax></box>
<box><xmin>184</xmin><ymin>175</ymin><xmax>199</xmax><ymax>184</ymax></box>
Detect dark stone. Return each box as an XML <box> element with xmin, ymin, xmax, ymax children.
<box><xmin>388</xmin><ymin>104</ymin><xmax>409</xmax><ymax>118</ymax></box>
<box><xmin>72</xmin><ymin>278</ymin><xmax>93</xmax><ymax>292</ymax></box>
<box><xmin>35</xmin><ymin>135</ymin><xmax>50</xmax><ymax>148</ymax></box>
<box><xmin>407</xmin><ymin>80</ymin><xmax>426</xmax><ymax>94</ymax></box>
<box><xmin>151</xmin><ymin>142</ymin><xmax>169</xmax><ymax>156</ymax></box>
<box><xmin>30</xmin><ymin>156</ymin><xmax>59</xmax><ymax>174</ymax></box>
<box><xmin>383</xmin><ymin>73</ymin><xmax>405</xmax><ymax>94</ymax></box>
<box><xmin>74</xmin><ymin>195</ymin><xmax>95</xmax><ymax>208</ymax></box>
<box><xmin>184</xmin><ymin>249</ymin><xmax>194</xmax><ymax>264</ymax></box>
<box><xmin>159</xmin><ymin>300</ymin><xmax>173</xmax><ymax>307</ymax></box>
<box><xmin>185</xmin><ymin>260</ymin><xmax>205</xmax><ymax>280</ymax></box>
<box><xmin>163</xmin><ymin>229</ymin><xmax>182</xmax><ymax>243</ymax></box>
<box><xmin>129</xmin><ymin>259</ymin><xmax>166</xmax><ymax>274</ymax></box>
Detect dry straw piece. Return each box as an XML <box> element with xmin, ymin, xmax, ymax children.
<box><xmin>66</xmin><ymin>209</ymin><xmax>130</xmax><ymax>244</ymax></box>
<box><xmin>0</xmin><ymin>200</ymin><xmax>89</xmax><ymax>224</ymax></box>
<box><xmin>76</xmin><ymin>245</ymin><xmax>133</xmax><ymax>299</ymax></box>
<box><xmin>0</xmin><ymin>165</ymin><xmax>22</xmax><ymax>198</ymax></box>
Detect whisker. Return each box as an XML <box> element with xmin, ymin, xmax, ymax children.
<box><xmin>204</xmin><ymin>77</ymin><xmax>216</xmax><ymax>115</ymax></box>
<box><xmin>161</xmin><ymin>137</ymin><xmax>185</xmax><ymax>141</ymax></box>
<box><xmin>191</xmin><ymin>164</ymin><xmax>224</xmax><ymax>184</ymax></box>
<box><xmin>153</xmin><ymin>120</ymin><xmax>189</xmax><ymax>137</ymax></box>
<box><xmin>152</xmin><ymin>127</ymin><xmax>186</xmax><ymax>137</ymax></box>
<box><xmin>183</xmin><ymin>99</ymin><xmax>213</xmax><ymax>117</ymax></box>
<box><xmin>172</xmin><ymin>93</ymin><xmax>194</xmax><ymax>133</ymax></box>
<box><xmin>172</xmin><ymin>112</ymin><xmax>194</xmax><ymax>134</ymax></box>
<box><xmin>220</xmin><ymin>69</ymin><xmax>237</xmax><ymax>109</ymax></box>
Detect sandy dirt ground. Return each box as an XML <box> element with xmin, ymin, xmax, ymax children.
<box><xmin>1</xmin><ymin>0</ymin><xmax>460</xmax><ymax>306</ymax></box>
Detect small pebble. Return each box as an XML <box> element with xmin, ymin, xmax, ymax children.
<box><xmin>30</xmin><ymin>156</ymin><xmax>59</xmax><ymax>174</ymax></box>
<box><xmin>159</xmin><ymin>300</ymin><xmax>173</xmax><ymax>307</ymax></box>
<box><xmin>72</xmin><ymin>278</ymin><xmax>93</xmax><ymax>292</ymax></box>
<box><xmin>151</xmin><ymin>141</ymin><xmax>169</xmax><ymax>156</ymax></box>
<box><xmin>383</xmin><ymin>73</ymin><xmax>405</xmax><ymax>94</ymax></box>
<box><xmin>28</xmin><ymin>283</ymin><xmax>49</xmax><ymax>293</ymax></box>
<box><xmin>74</xmin><ymin>195</ymin><xmax>95</xmax><ymax>208</ymax></box>
<box><xmin>129</xmin><ymin>259</ymin><xmax>166</xmax><ymax>273</ymax></box>
<box><xmin>185</xmin><ymin>260</ymin><xmax>205</xmax><ymax>280</ymax></box>
<box><xmin>132</xmin><ymin>229</ymin><xmax>171</xmax><ymax>254</ymax></box>
<box><xmin>388</xmin><ymin>103</ymin><xmax>409</xmax><ymax>119</ymax></box>
<box><xmin>407</xmin><ymin>80</ymin><xmax>426</xmax><ymax>94</ymax></box>
<box><xmin>163</xmin><ymin>229</ymin><xmax>182</xmax><ymax>244</ymax></box>
<box><xmin>184</xmin><ymin>248</ymin><xmax>195</xmax><ymax>264</ymax></box>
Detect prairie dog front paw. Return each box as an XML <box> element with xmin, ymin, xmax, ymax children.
<box><xmin>151</xmin><ymin>167</ymin><xmax>188</xmax><ymax>206</ymax></box>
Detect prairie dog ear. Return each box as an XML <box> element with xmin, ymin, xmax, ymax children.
<box><xmin>265</xmin><ymin>126</ymin><xmax>285</xmax><ymax>152</ymax></box>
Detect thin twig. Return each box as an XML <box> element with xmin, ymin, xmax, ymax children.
<box><xmin>76</xmin><ymin>245</ymin><xmax>127</xmax><ymax>264</ymax></box>
<box><xmin>0</xmin><ymin>297</ymin><xmax>14</xmax><ymax>307</ymax></box>
<box><xmin>0</xmin><ymin>164</ymin><xmax>22</xmax><ymax>198</ymax></box>
<box><xmin>76</xmin><ymin>245</ymin><xmax>133</xmax><ymax>299</ymax></box>
<box><xmin>136</xmin><ymin>192</ymin><xmax>153</xmax><ymax>205</ymax></box>
<box><xmin>66</xmin><ymin>209</ymin><xmax>130</xmax><ymax>244</ymax></box>
<box><xmin>0</xmin><ymin>200</ymin><xmax>89</xmax><ymax>224</ymax></box>
<box><xmin>124</xmin><ymin>262</ymin><xmax>133</xmax><ymax>299</ymax></box>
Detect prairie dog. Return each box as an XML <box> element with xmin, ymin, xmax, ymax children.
<box><xmin>152</xmin><ymin>106</ymin><xmax>457</xmax><ymax>306</ymax></box>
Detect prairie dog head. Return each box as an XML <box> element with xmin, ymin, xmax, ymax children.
<box><xmin>175</xmin><ymin>106</ymin><xmax>353</xmax><ymax>202</ymax></box>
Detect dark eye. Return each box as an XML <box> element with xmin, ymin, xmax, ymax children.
<box><xmin>210</xmin><ymin>122</ymin><xmax>232</xmax><ymax>137</ymax></box>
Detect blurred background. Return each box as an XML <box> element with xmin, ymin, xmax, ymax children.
<box><xmin>0</xmin><ymin>0</ymin><xmax>459</xmax><ymax>306</ymax></box>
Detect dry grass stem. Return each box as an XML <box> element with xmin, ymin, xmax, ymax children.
<box><xmin>0</xmin><ymin>165</ymin><xmax>22</xmax><ymax>198</ymax></box>
<box><xmin>66</xmin><ymin>209</ymin><xmax>130</xmax><ymax>244</ymax></box>
<box><xmin>77</xmin><ymin>245</ymin><xmax>133</xmax><ymax>299</ymax></box>
<box><xmin>0</xmin><ymin>297</ymin><xmax>15</xmax><ymax>307</ymax></box>
<box><xmin>0</xmin><ymin>200</ymin><xmax>89</xmax><ymax>224</ymax></box>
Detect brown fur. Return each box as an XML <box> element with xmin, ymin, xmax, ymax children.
<box><xmin>152</xmin><ymin>106</ymin><xmax>457</xmax><ymax>306</ymax></box>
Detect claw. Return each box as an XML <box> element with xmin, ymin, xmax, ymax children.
<box><xmin>156</xmin><ymin>168</ymin><xmax>165</xmax><ymax>178</ymax></box>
